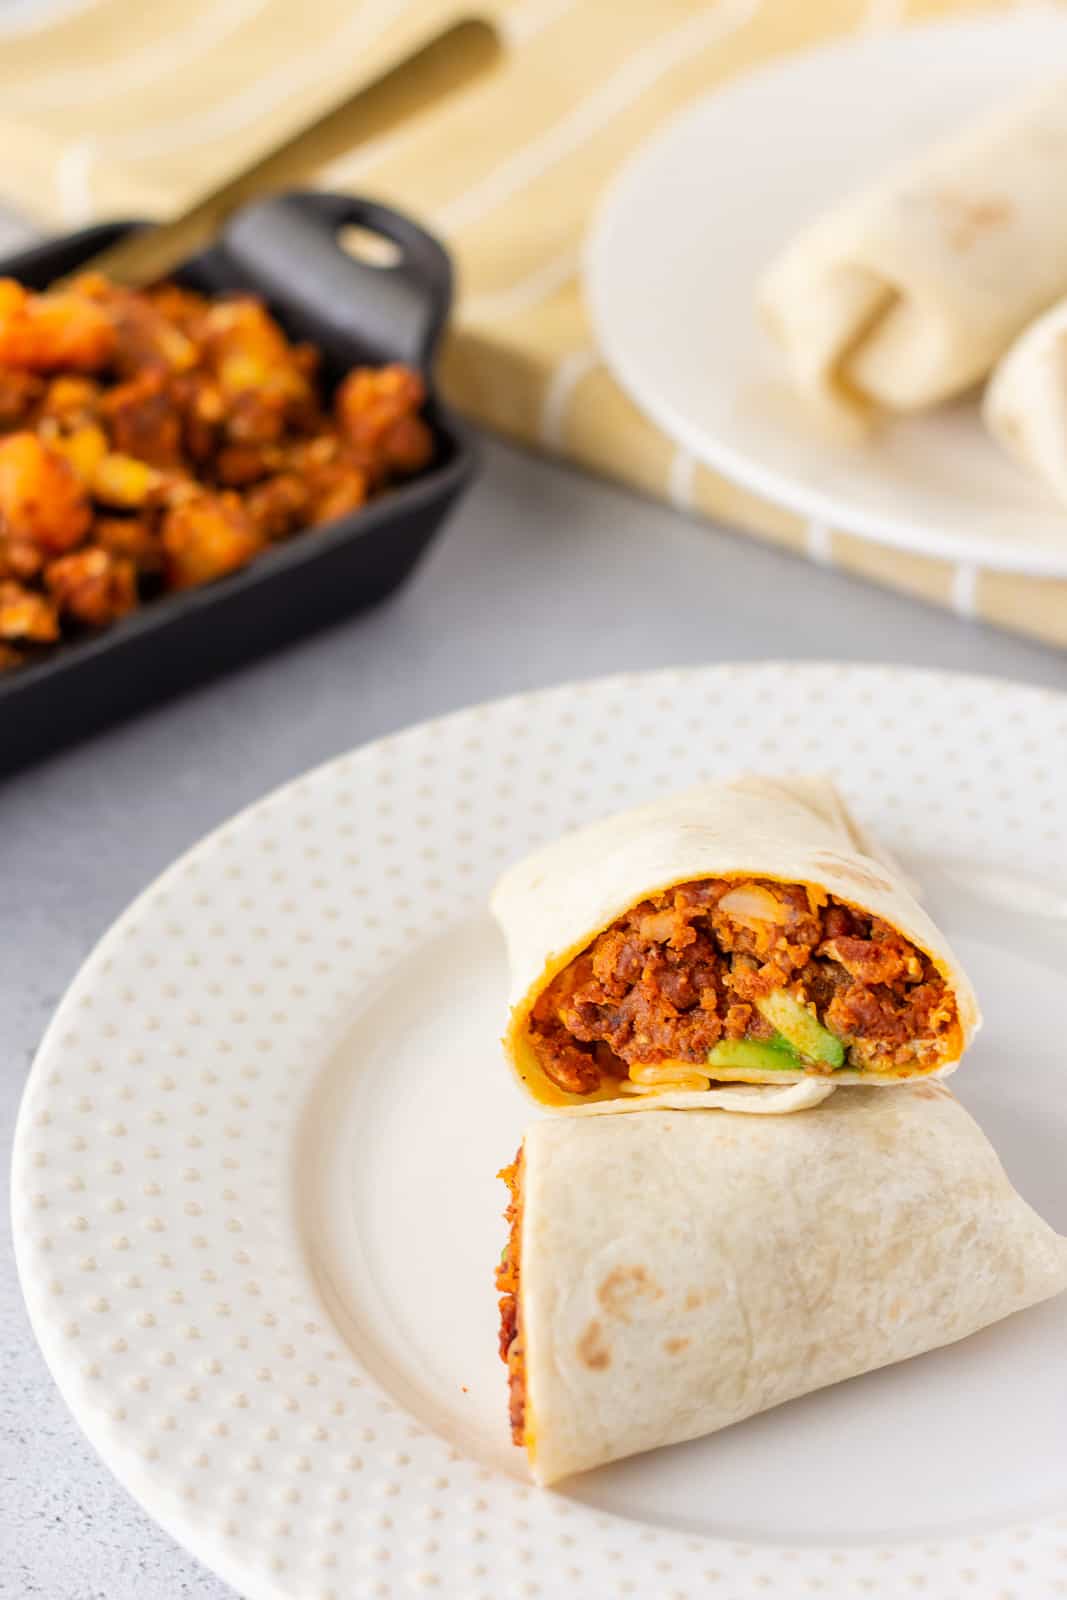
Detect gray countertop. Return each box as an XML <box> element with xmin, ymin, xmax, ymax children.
<box><xmin>2</xmin><ymin>431</ymin><xmax>1066</xmax><ymax>1598</ymax></box>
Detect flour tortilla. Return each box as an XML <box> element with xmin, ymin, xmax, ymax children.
<box><xmin>491</xmin><ymin>775</ymin><xmax>980</xmax><ymax>1107</ymax></box>
<box><xmin>758</xmin><ymin>77</ymin><xmax>1067</xmax><ymax>422</ymax></box>
<box><xmin>984</xmin><ymin>297</ymin><xmax>1067</xmax><ymax>507</ymax></box>
<box><xmin>515</xmin><ymin>1085</ymin><xmax>1067</xmax><ymax>1484</ymax></box>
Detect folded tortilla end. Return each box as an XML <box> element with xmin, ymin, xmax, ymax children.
<box><xmin>984</xmin><ymin>297</ymin><xmax>1067</xmax><ymax>508</ymax></box>
<box><xmin>508</xmin><ymin>1090</ymin><xmax>1067</xmax><ymax>1482</ymax></box>
<box><xmin>758</xmin><ymin>76</ymin><xmax>1067</xmax><ymax>417</ymax></box>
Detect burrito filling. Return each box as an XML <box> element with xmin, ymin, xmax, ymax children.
<box><xmin>527</xmin><ymin>878</ymin><xmax>959</xmax><ymax>1094</ymax></box>
<box><xmin>496</xmin><ymin>1151</ymin><xmax>526</xmax><ymax>1445</ymax></box>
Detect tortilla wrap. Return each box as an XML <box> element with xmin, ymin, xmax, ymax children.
<box><xmin>984</xmin><ymin>296</ymin><xmax>1067</xmax><ymax>507</ymax></box>
<box><xmin>491</xmin><ymin>776</ymin><xmax>979</xmax><ymax>1107</ymax></box>
<box><xmin>758</xmin><ymin>77</ymin><xmax>1067</xmax><ymax>422</ymax></box>
<box><xmin>499</xmin><ymin>1085</ymin><xmax>1067</xmax><ymax>1485</ymax></box>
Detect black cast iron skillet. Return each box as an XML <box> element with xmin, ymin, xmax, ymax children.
<box><xmin>0</xmin><ymin>191</ymin><xmax>476</xmax><ymax>775</ymax></box>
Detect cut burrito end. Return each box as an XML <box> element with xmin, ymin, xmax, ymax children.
<box><xmin>493</xmin><ymin>778</ymin><xmax>980</xmax><ymax>1109</ymax></box>
<box><xmin>508</xmin><ymin>874</ymin><xmax>965</xmax><ymax>1102</ymax></box>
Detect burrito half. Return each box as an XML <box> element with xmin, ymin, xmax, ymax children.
<box><xmin>491</xmin><ymin>776</ymin><xmax>979</xmax><ymax>1107</ymax></box>
<box><xmin>497</xmin><ymin>1086</ymin><xmax>1067</xmax><ymax>1485</ymax></box>
<box><xmin>759</xmin><ymin>77</ymin><xmax>1067</xmax><ymax>421</ymax></box>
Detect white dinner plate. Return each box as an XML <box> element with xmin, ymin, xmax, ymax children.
<box><xmin>12</xmin><ymin>663</ymin><xmax>1067</xmax><ymax>1599</ymax></box>
<box><xmin>585</xmin><ymin>11</ymin><xmax>1067</xmax><ymax>576</ymax></box>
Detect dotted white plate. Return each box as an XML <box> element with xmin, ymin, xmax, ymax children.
<box><xmin>585</xmin><ymin>12</ymin><xmax>1067</xmax><ymax>576</ymax></box>
<box><xmin>12</xmin><ymin>663</ymin><xmax>1067</xmax><ymax>1600</ymax></box>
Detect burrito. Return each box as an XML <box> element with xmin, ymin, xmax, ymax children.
<box><xmin>491</xmin><ymin>777</ymin><xmax>979</xmax><ymax>1107</ymax></box>
<box><xmin>758</xmin><ymin>77</ymin><xmax>1067</xmax><ymax>421</ymax></box>
<box><xmin>497</xmin><ymin>1086</ymin><xmax>1067</xmax><ymax>1485</ymax></box>
<box><xmin>984</xmin><ymin>297</ymin><xmax>1067</xmax><ymax>508</ymax></box>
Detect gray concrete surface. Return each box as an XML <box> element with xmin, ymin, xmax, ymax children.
<box><xmin>2</xmin><ymin>430</ymin><xmax>1066</xmax><ymax>1597</ymax></box>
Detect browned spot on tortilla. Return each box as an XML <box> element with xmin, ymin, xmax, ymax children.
<box><xmin>810</xmin><ymin>853</ymin><xmax>892</xmax><ymax>894</ymax></box>
<box><xmin>577</xmin><ymin>1320</ymin><xmax>611</xmax><ymax>1370</ymax></box>
<box><xmin>597</xmin><ymin>1264</ymin><xmax>663</xmax><ymax>1323</ymax></box>
<box><xmin>684</xmin><ymin>1289</ymin><xmax>704</xmax><ymax>1311</ymax></box>
<box><xmin>912</xmin><ymin>1080</ymin><xmax>949</xmax><ymax>1100</ymax></box>
<box><xmin>935</xmin><ymin>190</ymin><xmax>1014</xmax><ymax>251</ymax></box>
<box><xmin>664</xmin><ymin>1336</ymin><xmax>690</xmax><ymax>1355</ymax></box>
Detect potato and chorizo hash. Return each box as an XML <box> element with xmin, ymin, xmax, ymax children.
<box><xmin>0</xmin><ymin>273</ymin><xmax>435</xmax><ymax>669</ymax></box>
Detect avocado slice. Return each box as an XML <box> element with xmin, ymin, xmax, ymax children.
<box><xmin>707</xmin><ymin>1036</ymin><xmax>801</xmax><ymax>1073</ymax></box>
<box><xmin>755</xmin><ymin>988</ymin><xmax>845</xmax><ymax>1069</ymax></box>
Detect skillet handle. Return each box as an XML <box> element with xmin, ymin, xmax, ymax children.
<box><xmin>221</xmin><ymin>191</ymin><xmax>453</xmax><ymax>375</ymax></box>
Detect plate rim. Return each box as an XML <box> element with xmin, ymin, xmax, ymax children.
<box><xmin>584</xmin><ymin>8</ymin><xmax>1067</xmax><ymax>578</ymax></box>
<box><xmin>11</xmin><ymin>659</ymin><xmax>1067</xmax><ymax>1598</ymax></box>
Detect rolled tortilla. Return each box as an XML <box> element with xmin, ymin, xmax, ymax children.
<box><xmin>758</xmin><ymin>77</ymin><xmax>1067</xmax><ymax>421</ymax></box>
<box><xmin>984</xmin><ymin>297</ymin><xmax>1067</xmax><ymax>507</ymax></box>
<box><xmin>491</xmin><ymin>776</ymin><xmax>979</xmax><ymax>1107</ymax></box>
<box><xmin>497</xmin><ymin>1085</ymin><xmax>1067</xmax><ymax>1485</ymax></box>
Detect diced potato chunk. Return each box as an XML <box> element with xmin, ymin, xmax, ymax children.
<box><xmin>0</xmin><ymin>278</ymin><xmax>115</xmax><ymax>372</ymax></box>
<box><xmin>92</xmin><ymin>452</ymin><xmax>166</xmax><ymax>509</ymax></box>
<box><xmin>0</xmin><ymin>579</ymin><xmax>59</xmax><ymax>641</ymax></box>
<box><xmin>161</xmin><ymin>492</ymin><xmax>260</xmax><ymax>589</ymax></box>
<box><xmin>0</xmin><ymin>432</ymin><xmax>91</xmax><ymax>551</ymax></box>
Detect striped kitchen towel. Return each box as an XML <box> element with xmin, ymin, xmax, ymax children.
<box><xmin>1</xmin><ymin>0</ymin><xmax>1064</xmax><ymax>647</ymax></box>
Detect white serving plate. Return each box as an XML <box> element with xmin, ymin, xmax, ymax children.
<box><xmin>585</xmin><ymin>12</ymin><xmax>1067</xmax><ymax>575</ymax></box>
<box><xmin>12</xmin><ymin>663</ymin><xmax>1067</xmax><ymax>1598</ymax></box>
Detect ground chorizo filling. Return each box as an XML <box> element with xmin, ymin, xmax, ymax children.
<box><xmin>496</xmin><ymin>1151</ymin><xmax>525</xmax><ymax>1447</ymax></box>
<box><xmin>527</xmin><ymin>878</ymin><xmax>959</xmax><ymax>1095</ymax></box>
